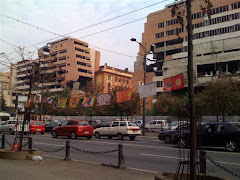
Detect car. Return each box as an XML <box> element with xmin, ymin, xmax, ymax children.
<box><xmin>51</xmin><ymin>119</ymin><xmax>94</xmax><ymax>139</ymax></box>
<box><xmin>145</xmin><ymin>120</ymin><xmax>168</xmax><ymax>132</ymax></box>
<box><xmin>45</xmin><ymin>121</ymin><xmax>58</xmax><ymax>132</ymax></box>
<box><xmin>30</xmin><ymin>121</ymin><xmax>45</xmax><ymax>134</ymax></box>
<box><xmin>134</xmin><ymin>120</ymin><xmax>143</xmax><ymax>128</ymax></box>
<box><xmin>170</xmin><ymin>121</ymin><xmax>187</xmax><ymax>130</ymax></box>
<box><xmin>0</xmin><ymin>120</ymin><xmax>29</xmax><ymax>134</ymax></box>
<box><xmin>93</xmin><ymin>121</ymin><xmax>110</xmax><ymax>129</ymax></box>
<box><xmin>172</xmin><ymin>122</ymin><xmax>240</xmax><ymax>152</ymax></box>
<box><xmin>158</xmin><ymin>123</ymin><xmax>190</xmax><ymax>143</ymax></box>
<box><xmin>93</xmin><ymin>121</ymin><xmax>141</xmax><ymax>140</ymax></box>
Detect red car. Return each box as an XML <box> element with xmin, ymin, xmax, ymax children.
<box><xmin>51</xmin><ymin>119</ymin><xmax>93</xmax><ymax>139</ymax></box>
<box><xmin>30</xmin><ymin>121</ymin><xmax>45</xmax><ymax>134</ymax></box>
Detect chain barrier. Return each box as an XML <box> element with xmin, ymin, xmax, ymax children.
<box><xmin>20</xmin><ymin>141</ymin><xmax>29</xmax><ymax>149</ymax></box>
<box><xmin>207</xmin><ymin>156</ymin><xmax>240</xmax><ymax>178</ymax></box>
<box><xmin>101</xmin><ymin>163</ymin><xmax>121</xmax><ymax>168</ymax></box>
<box><xmin>5</xmin><ymin>138</ymin><xmax>12</xmax><ymax>147</ymax></box>
<box><xmin>70</xmin><ymin>146</ymin><xmax>118</xmax><ymax>154</ymax></box>
<box><xmin>32</xmin><ymin>142</ymin><xmax>66</xmax><ymax>153</ymax></box>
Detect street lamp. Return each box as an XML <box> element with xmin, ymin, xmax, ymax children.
<box><xmin>130</xmin><ymin>38</ymin><xmax>147</xmax><ymax>136</ymax></box>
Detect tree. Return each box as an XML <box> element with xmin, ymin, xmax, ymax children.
<box><xmin>199</xmin><ymin>77</ymin><xmax>240</xmax><ymax>121</ymax></box>
<box><xmin>0</xmin><ymin>90</ymin><xmax>6</xmax><ymax>111</ymax></box>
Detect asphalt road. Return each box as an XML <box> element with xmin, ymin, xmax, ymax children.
<box><xmin>2</xmin><ymin>133</ymin><xmax>240</xmax><ymax>180</ymax></box>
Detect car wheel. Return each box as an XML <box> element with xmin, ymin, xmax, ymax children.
<box><xmin>177</xmin><ymin>138</ymin><xmax>187</xmax><ymax>148</ymax></box>
<box><xmin>225</xmin><ymin>140</ymin><xmax>238</xmax><ymax>152</ymax></box>
<box><xmin>41</xmin><ymin>132</ymin><xmax>44</xmax><ymax>135</ymax></box>
<box><xmin>145</xmin><ymin>128</ymin><xmax>149</xmax><ymax>132</ymax></box>
<box><xmin>129</xmin><ymin>136</ymin><xmax>135</xmax><ymax>141</ymax></box>
<box><xmin>164</xmin><ymin>136</ymin><xmax>171</xmax><ymax>144</ymax></box>
<box><xmin>87</xmin><ymin>136</ymin><xmax>92</xmax><ymax>139</ymax></box>
<box><xmin>70</xmin><ymin>131</ymin><xmax>77</xmax><ymax>139</ymax></box>
<box><xmin>51</xmin><ymin>131</ymin><xmax>57</xmax><ymax>138</ymax></box>
<box><xmin>9</xmin><ymin>129</ymin><xmax>14</xmax><ymax>135</ymax></box>
<box><xmin>117</xmin><ymin>133</ymin><xmax>124</xmax><ymax>140</ymax></box>
<box><xmin>95</xmin><ymin>132</ymin><xmax>100</xmax><ymax>139</ymax></box>
<box><xmin>108</xmin><ymin>136</ymin><xmax>112</xmax><ymax>139</ymax></box>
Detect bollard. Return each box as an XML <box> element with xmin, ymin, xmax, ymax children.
<box><xmin>118</xmin><ymin>144</ymin><xmax>124</xmax><ymax>168</ymax></box>
<box><xmin>28</xmin><ymin>137</ymin><xmax>33</xmax><ymax>154</ymax></box>
<box><xmin>1</xmin><ymin>135</ymin><xmax>5</xmax><ymax>149</ymax></box>
<box><xmin>64</xmin><ymin>140</ymin><xmax>71</xmax><ymax>161</ymax></box>
<box><xmin>200</xmin><ymin>150</ymin><xmax>206</xmax><ymax>174</ymax></box>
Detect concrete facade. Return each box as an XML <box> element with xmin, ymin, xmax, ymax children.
<box><xmin>95</xmin><ymin>63</ymin><xmax>133</xmax><ymax>94</ymax></box>
<box><xmin>0</xmin><ymin>72</ymin><xmax>14</xmax><ymax>108</ymax></box>
<box><xmin>133</xmin><ymin>0</ymin><xmax>240</xmax><ymax>106</ymax></box>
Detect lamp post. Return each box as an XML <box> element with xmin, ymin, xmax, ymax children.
<box><xmin>130</xmin><ymin>38</ymin><xmax>147</xmax><ymax>136</ymax></box>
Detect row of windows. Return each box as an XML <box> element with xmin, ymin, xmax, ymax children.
<box><xmin>166</xmin><ymin>26</ymin><xmax>184</xmax><ymax>36</ymax></box>
<box><xmin>74</xmin><ymin>41</ymin><xmax>88</xmax><ymax>47</ymax></box>
<box><xmin>232</xmin><ymin>2</ymin><xmax>240</xmax><ymax>10</ymax></box>
<box><xmin>58</xmin><ymin>63</ymin><xmax>66</xmax><ymax>68</ymax></box>
<box><xmin>58</xmin><ymin>56</ymin><xmax>67</xmax><ymax>61</ymax></box>
<box><xmin>155</xmin><ymin>32</ymin><xmax>164</xmax><ymax>39</ymax></box>
<box><xmin>192</xmin><ymin>11</ymin><xmax>205</xmax><ymax>20</ymax></box>
<box><xmin>193</xmin><ymin>24</ymin><xmax>240</xmax><ymax>39</ymax></box>
<box><xmin>76</xmin><ymin>54</ymin><xmax>90</xmax><ymax>60</ymax></box>
<box><xmin>211</xmin><ymin>5</ymin><xmax>229</xmax><ymax>15</ymax></box>
<box><xmin>78</xmin><ymin>68</ymin><xmax>92</xmax><ymax>74</ymax></box>
<box><xmin>59</xmin><ymin>49</ymin><xmax>67</xmax><ymax>54</ymax></box>
<box><xmin>166</xmin><ymin>18</ymin><xmax>182</xmax><ymax>26</ymax></box>
<box><xmin>193</xmin><ymin>12</ymin><xmax>240</xmax><ymax>30</ymax></box>
<box><xmin>75</xmin><ymin>47</ymin><xmax>89</xmax><ymax>54</ymax></box>
<box><xmin>107</xmin><ymin>75</ymin><xmax>129</xmax><ymax>84</ymax></box>
<box><xmin>155</xmin><ymin>38</ymin><xmax>184</xmax><ymax>48</ymax></box>
<box><xmin>77</xmin><ymin>61</ymin><xmax>91</xmax><ymax>67</ymax></box>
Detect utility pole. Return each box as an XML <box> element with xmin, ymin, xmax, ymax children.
<box><xmin>186</xmin><ymin>0</ymin><xmax>197</xmax><ymax>179</ymax></box>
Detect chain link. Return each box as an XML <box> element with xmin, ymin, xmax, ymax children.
<box><xmin>20</xmin><ymin>141</ymin><xmax>29</xmax><ymax>149</ymax></box>
<box><xmin>70</xmin><ymin>146</ymin><xmax>118</xmax><ymax>154</ymax></box>
<box><xmin>5</xmin><ymin>138</ymin><xmax>12</xmax><ymax>147</ymax></box>
<box><xmin>32</xmin><ymin>142</ymin><xmax>66</xmax><ymax>153</ymax></box>
<box><xmin>207</xmin><ymin>156</ymin><xmax>240</xmax><ymax>178</ymax></box>
<box><xmin>101</xmin><ymin>163</ymin><xmax>123</xmax><ymax>168</ymax></box>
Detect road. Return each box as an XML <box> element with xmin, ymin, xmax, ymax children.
<box><xmin>2</xmin><ymin>133</ymin><xmax>240</xmax><ymax>180</ymax></box>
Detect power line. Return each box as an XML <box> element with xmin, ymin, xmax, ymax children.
<box><xmin>0</xmin><ymin>0</ymin><xmax>169</xmax><ymax>61</ymax></box>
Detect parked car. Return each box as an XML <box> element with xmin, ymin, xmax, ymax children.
<box><xmin>145</xmin><ymin>120</ymin><xmax>168</xmax><ymax>132</ymax></box>
<box><xmin>158</xmin><ymin>123</ymin><xmax>190</xmax><ymax>143</ymax></box>
<box><xmin>94</xmin><ymin>120</ymin><xmax>141</xmax><ymax>140</ymax></box>
<box><xmin>93</xmin><ymin>121</ymin><xmax>110</xmax><ymax>129</ymax></box>
<box><xmin>134</xmin><ymin>120</ymin><xmax>143</xmax><ymax>128</ymax></box>
<box><xmin>0</xmin><ymin>120</ymin><xmax>29</xmax><ymax>134</ymax></box>
<box><xmin>170</xmin><ymin>121</ymin><xmax>187</xmax><ymax>130</ymax></box>
<box><xmin>45</xmin><ymin>121</ymin><xmax>58</xmax><ymax>132</ymax></box>
<box><xmin>172</xmin><ymin>122</ymin><xmax>240</xmax><ymax>152</ymax></box>
<box><xmin>30</xmin><ymin>121</ymin><xmax>45</xmax><ymax>134</ymax></box>
<box><xmin>51</xmin><ymin>119</ymin><xmax>94</xmax><ymax>139</ymax></box>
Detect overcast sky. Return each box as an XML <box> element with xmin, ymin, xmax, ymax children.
<box><xmin>0</xmin><ymin>0</ymin><xmax>173</xmax><ymax>72</ymax></box>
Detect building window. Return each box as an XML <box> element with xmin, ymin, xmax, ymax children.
<box><xmin>232</xmin><ymin>2</ymin><xmax>240</xmax><ymax>9</ymax></box>
<box><xmin>158</xmin><ymin>22</ymin><xmax>164</xmax><ymax>28</ymax></box>
<box><xmin>108</xmin><ymin>75</ymin><xmax>111</xmax><ymax>80</ymax></box>
<box><xmin>155</xmin><ymin>32</ymin><xmax>164</xmax><ymax>39</ymax></box>
<box><xmin>157</xmin><ymin>81</ymin><xmax>163</xmax><ymax>87</ymax></box>
<box><xmin>115</xmin><ymin>76</ymin><xmax>117</xmax><ymax>81</ymax></box>
<box><xmin>58</xmin><ymin>56</ymin><xmax>66</xmax><ymax>61</ymax></box>
<box><xmin>211</xmin><ymin>5</ymin><xmax>228</xmax><ymax>15</ymax></box>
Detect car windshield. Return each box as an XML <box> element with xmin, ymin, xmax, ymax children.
<box><xmin>233</xmin><ymin>124</ymin><xmax>240</xmax><ymax>129</ymax></box>
<box><xmin>78</xmin><ymin>121</ymin><xmax>89</xmax><ymax>125</ymax></box>
<box><xmin>33</xmin><ymin>122</ymin><xmax>44</xmax><ymax>125</ymax></box>
<box><xmin>171</xmin><ymin>121</ymin><xmax>178</xmax><ymax>126</ymax></box>
<box><xmin>128</xmin><ymin>122</ymin><xmax>138</xmax><ymax>127</ymax></box>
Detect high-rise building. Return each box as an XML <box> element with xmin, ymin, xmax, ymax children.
<box><xmin>0</xmin><ymin>72</ymin><xmax>14</xmax><ymax>109</ymax></box>
<box><xmin>133</xmin><ymin>0</ymin><xmax>240</xmax><ymax>108</ymax></box>
<box><xmin>95</xmin><ymin>63</ymin><xmax>132</xmax><ymax>94</ymax></box>
<box><xmin>11</xmin><ymin>37</ymin><xmax>101</xmax><ymax>95</ymax></box>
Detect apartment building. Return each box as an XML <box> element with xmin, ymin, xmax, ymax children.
<box><xmin>11</xmin><ymin>37</ymin><xmax>100</xmax><ymax>95</ymax></box>
<box><xmin>133</xmin><ymin>0</ymin><xmax>240</xmax><ymax>106</ymax></box>
<box><xmin>95</xmin><ymin>63</ymin><xmax>133</xmax><ymax>94</ymax></box>
<box><xmin>0</xmin><ymin>72</ymin><xmax>14</xmax><ymax>108</ymax></box>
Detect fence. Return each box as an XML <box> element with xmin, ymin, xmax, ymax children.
<box><xmin>0</xmin><ymin>135</ymin><xmax>125</xmax><ymax>168</ymax></box>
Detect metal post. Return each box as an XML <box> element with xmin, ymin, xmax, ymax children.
<box><xmin>200</xmin><ymin>151</ymin><xmax>206</xmax><ymax>174</ymax></box>
<box><xmin>186</xmin><ymin>0</ymin><xmax>197</xmax><ymax>179</ymax></box>
<box><xmin>64</xmin><ymin>140</ymin><xmax>71</xmax><ymax>161</ymax></box>
<box><xmin>1</xmin><ymin>135</ymin><xmax>5</xmax><ymax>149</ymax></box>
<box><xmin>142</xmin><ymin>45</ymin><xmax>146</xmax><ymax>136</ymax></box>
<box><xmin>28</xmin><ymin>137</ymin><xmax>32</xmax><ymax>154</ymax></box>
<box><xmin>118</xmin><ymin>144</ymin><xmax>124</xmax><ymax>168</ymax></box>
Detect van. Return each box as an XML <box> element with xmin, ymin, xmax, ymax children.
<box><xmin>0</xmin><ymin>120</ymin><xmax>29</xmax><ymax>135</ymax></box>
<box><xmin>0</xmin><ymin>112</ymin><xmax>10</xmax><ymax>121</ymax></box>
<box><xmin>145</xmin><ymin>120</ymin><xmax>168</xmax><ymax>132</ymax></box>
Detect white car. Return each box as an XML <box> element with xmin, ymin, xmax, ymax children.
<box><xmin>170</xmin><ymin>121</ymin><xmax>187</xmax><ymax>130</ymax></box>
<box><xmin>145</xmin><ymin>120</ymin><xmax>168</xmax><ymax>132</ymax></box>
<box><xmin>134</xmin><ymin>120</ymin><xmax>143</xmax><ymax>127</ymax></box>
<box><xmin>94</xmin><ymin>121</ymin><xmax>141</xmax><ymax>140</ymax></box>
<box><xmin>0</xmin><ymin>120</ymin><xmax>29</xmax><ymax>134</ymax></box>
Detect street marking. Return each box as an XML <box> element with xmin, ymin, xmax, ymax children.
<box><xmin>140</xmin><ymin>153</ymin><xmax>240</xmax><ymax>166</ymax></box>
<box><xmin>127</xmin><ymin>167</ymin><xmax>157</xmax><ymax>174</ymax></box>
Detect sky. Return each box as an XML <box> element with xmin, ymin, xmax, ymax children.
<box><xmin>0</xmin><ymin>0</ymin><xmax>173</xmax><ymax>72</ymax></box>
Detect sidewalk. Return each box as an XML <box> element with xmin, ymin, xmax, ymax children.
<box><xmin>0</xmin><ymin>156</ymin><xmax>156</xmax><ymax>180</ymax></box>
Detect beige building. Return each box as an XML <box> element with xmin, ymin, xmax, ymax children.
<box><xmin>0</xmin><ymin>72</ymin><xmax>14</xmax><ymax>108</ymax></box>
<box><xmin>133</xmin><ymin>0</ymin><xmax>240</xmax><ymax>108</ymax></box>
<box><xmin>11</xmin><ymin>37</ymin><xmax>101</xmax><ymax>95</ymax></box>
<box><xmin>95</xmin><ymin>63</ymin><xmax>133</xmax><ymax>94</ymax></box>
